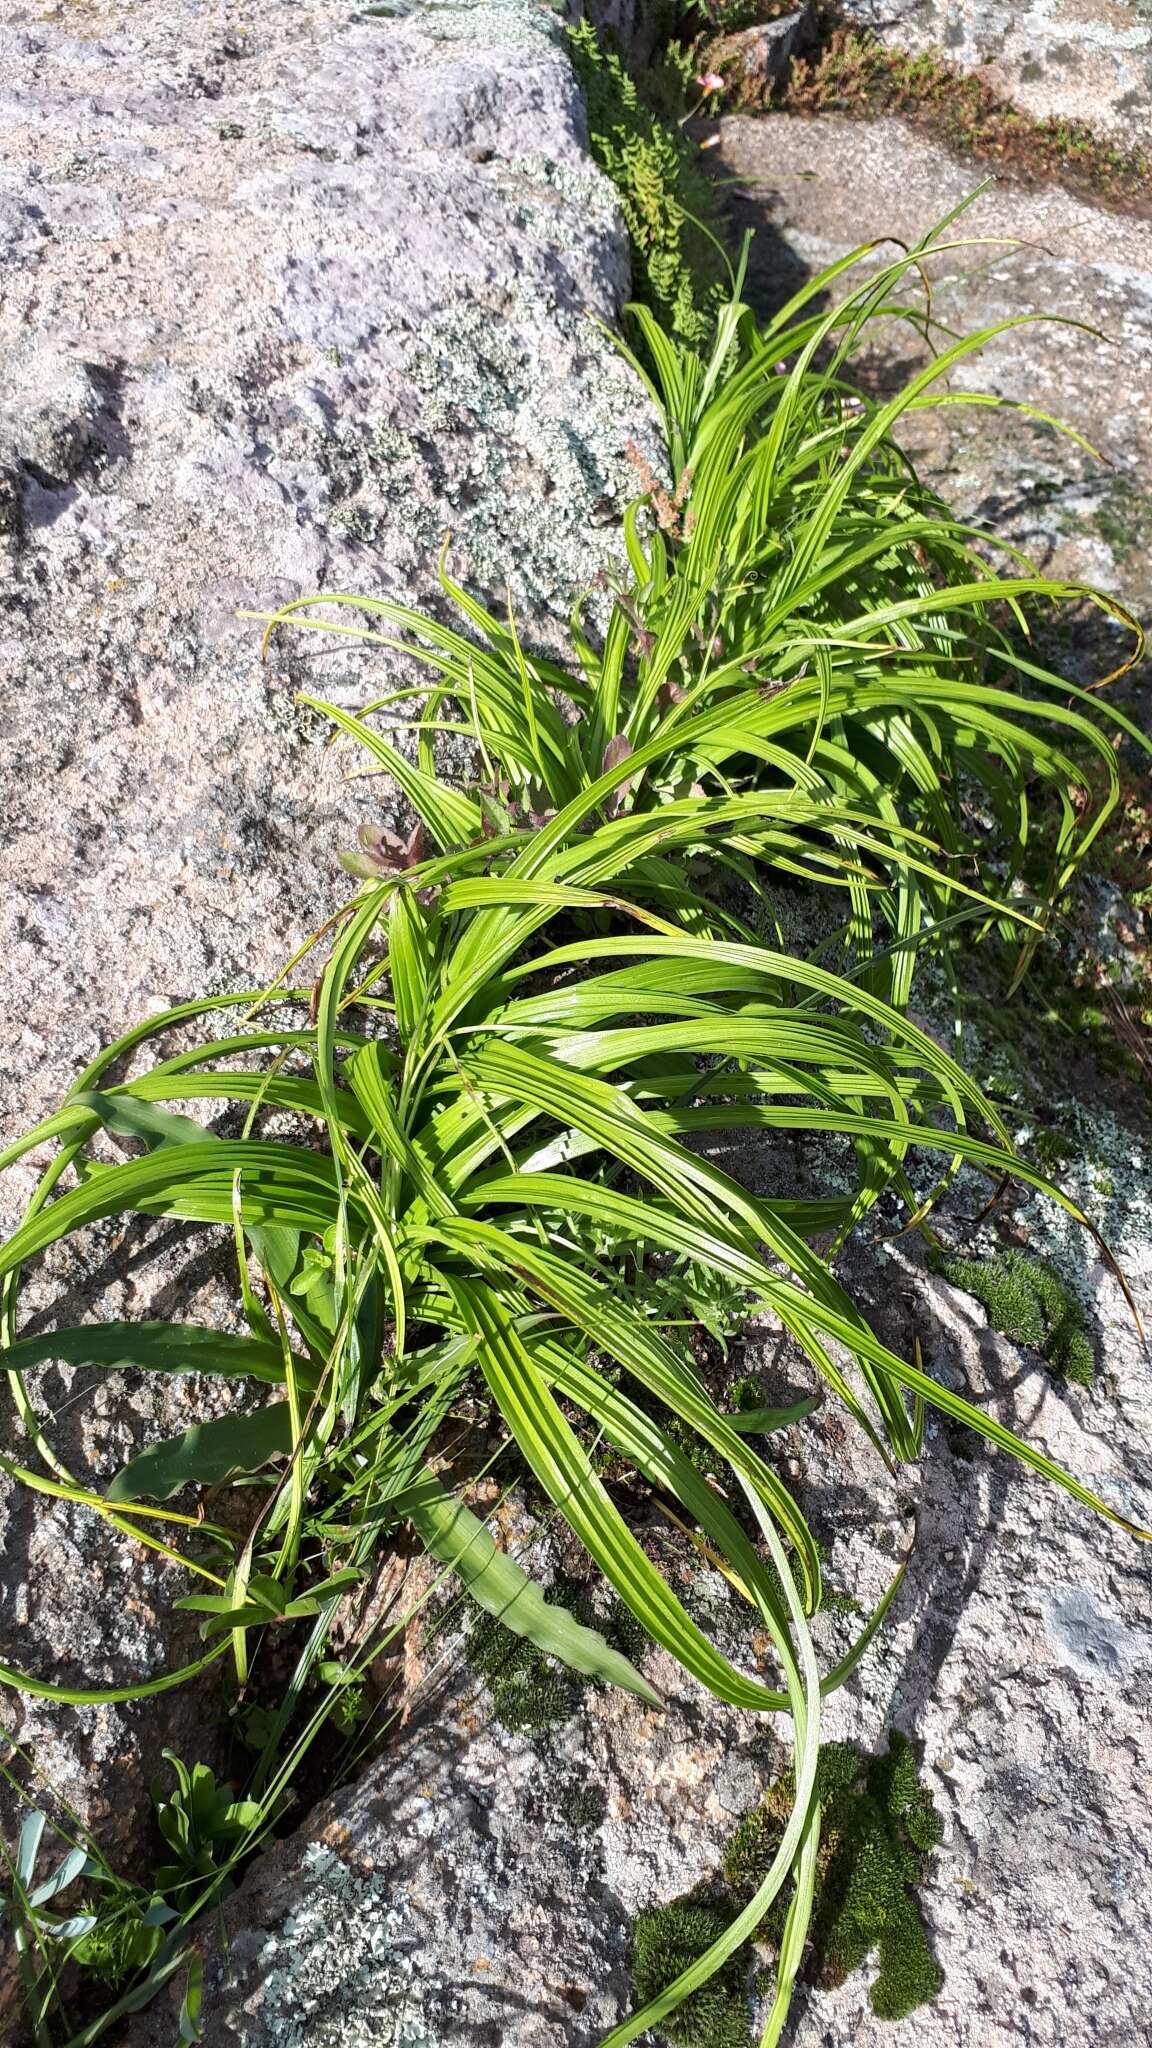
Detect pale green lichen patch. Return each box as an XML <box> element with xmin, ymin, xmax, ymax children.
<box><xmin>302</xmin><ymin>281</ymin><xmax>645</xmax><ymax>626</ymax></box>
<box><xmin>255</xmin><ymin>1845</ymin><xmax>441</xmax><ymax>2047</ymax></box>
<box><xmin>393</xmin><ymin>0</ymin><xmax>562</xmax><ymax>54</ymax></box>
<box><xmin>505</xmin><ymin>149</ymin><xmax>623</xmax><ymax>225</ymax></box>
<box><xmin>899</xmin><ymin>907</ymin><xmax>1151</xmax><ymax>1344</ymax></box>
<box><xmin>1007</xmin><ymin>1104</ymin><xmax>1152</xmax><ymax>1311</ymax></box>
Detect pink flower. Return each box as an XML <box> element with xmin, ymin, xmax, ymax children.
<box><xmin>696</xmin><ymin>71</ymin><xmax>725</xmax><ymax>93</ymax></box>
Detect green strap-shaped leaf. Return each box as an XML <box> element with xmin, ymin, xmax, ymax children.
<box><xmin>0</xmin><ymin>1643</ymin><xmax>229</xmax><ymax>1706</ymax></box>
<box><xmin>439</xmin><ymin>1219</ymin><xmax>823</xmax><ymax>1606</ymax></box>
<box><xmin>461</xmin><ymin>1037</ymin><xmax>916</xmax><ymax>1454</ymax></box>
<box><xmin>446</xmin><ymin>1274</ymin><xmax>794</xmax><ymax>1711</ymax></box>
<box><xmin>72</xmin><ymin>1092</ymin><xmax>217</xmax><ymax>1151</ymax></box>
<box><xmin>3</xmin><ymin>1323</ymin><xmax>293</xmax><ymax>1386</ymax></box>
<box><xmin>107</xmin><ymin>1402</ymin><xmax>294</xmax><ymax>1503</ymax></box>
<box><xmin>395</xmin><ymin>1467</ymin><xmax>662</xmax><ymax>1708</ymax></box>
<box><xmin>299</xmin><ymin>693</ymin><xmax>482</xmax><ymax>848</ymax></box>
<box><xmin>0</xmin><ymin>1141</ymin><xmax>346</xmax><ymax>1280</ymax></box>
<box><xmin>388</xmin><ymin>885</ymin><xmax>434</xmax><ymax>1042</ymax></box>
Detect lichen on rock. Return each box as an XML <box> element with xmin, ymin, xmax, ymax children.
<box><xmin>0</xmin><ymin>0</ymin><xmax>655</xmax><ymax>1869</ymax></box>
<box><xmin>244</xmin><ymin>1844</ymin><xmax>435</xmax><ymax>2048</ymax></box>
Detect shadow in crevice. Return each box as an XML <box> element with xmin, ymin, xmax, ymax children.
<box><xmin>731</xmin><ymin>201</ymin><xmax>820</xmax><ymax>326</ymax></box>
<box><xmin>698</xmin><ymin>142</ymin><xmax>821</xmax><ymax>325</ymax></box>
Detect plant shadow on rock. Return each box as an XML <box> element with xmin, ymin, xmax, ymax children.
<box><xmin>164</xmin><ymin>1658</ymin><xmax>641</xmax><ymax>2048</ymax></box>
<box><xmin>820</xmin><ymin>1236</ymin><xmax>1021</xmax><ymax>1716</ymax></box>
<box><xmin>738</xmin><ymin>1253</ymin><xmax>1020</xmax><ymax>1730</ymax></box>
<box><xmin>0</xmin><ymin>1215</ymin><xmax>249</xmax><ymax>1855</ymax></box>
<box><xmin>706</xmin><ymin>168</ymin><xmax>821</xmax><ymax>327</ymax></box>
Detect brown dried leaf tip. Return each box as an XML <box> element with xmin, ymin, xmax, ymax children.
<box><xmin>601</xmin><ymin>732</ymin><xmax>635</xmax><ymax>817</ymax></box>
<box><xmin>625</xmin><ymin>439</ymin><xmax>694</xmax><ymax>540</ymax></box>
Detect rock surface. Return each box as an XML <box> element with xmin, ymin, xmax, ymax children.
<box><xmin>837</xmin><ymin>0</ymin><xmax>1152</xmax><ymax>141</ymax></box>
<box><xmin>122</xmin><ymin>98</ymin><xmax>1152</xmax><ymax>2048</ymax></box>
<box><xmin>3</xmin><ymin>9</ymin><xmax>1152</xmax><ymax>2048</ymax></box>
<box><xmin>125</xmin><ymin>1238</ymin><xmax>1152</xmax><ymax>2048</ymax></box>
<box><xmin>710</xmin><ymin>7</ymin><xmax>820</xmax><ymax>94</ymax></box>
<box><xmin>0</xmin><ymin>0</ymin><xmax>649</xmax><ymax>1865</ymax></box>
<box><xmin>715</xmin><ymin>110</ymin><xmax>1152</xmax><ymax>669</ymax></box>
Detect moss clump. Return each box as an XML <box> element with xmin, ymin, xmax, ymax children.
<box><xmin>630</xmin><ymin>1894</ymin><xmax>752</xmax><ymax>2048</ymax></box>
<box><xmin>654</xmin><ymin>1368</ymin><xmax>774</xmax><ymax>1487</ymax></box>
<box><xmin>466</xmin><ymin>1602</ymin><xmax>581</xmax><ymax>1735</ymax></box>
<box><xmin>555</xmin><ymin>1772</ymin><xmax>608</xmax><ymax>1832</ymax></box>
<box><xmin>943</xmin><ymin>1249</ymin><xmax>1094</xmax><ymax>1386</ymax></box>
<box><xmin>466</xmin><ymin>1575</ymin><xmax>648</xmax><ymax>1734</ymax></box>
<box><xmin>567</xmin><ymin>19</ymin><xmax>726</xmax><ymax>346</ymax></box>
<box><xmin>719</xmin><ymin>1735</ymin><xmax>943</xmax><ymax>2022</ymax></box>
<box><xmin>1094</xmin><ymin>477</ymin><xmax>1152</xmax><ymax>564</ymax></box>
<box><xmin>631</xmin><ymin>1738</ymin><xmax>942</xmax><ymax>2033</ymax></box>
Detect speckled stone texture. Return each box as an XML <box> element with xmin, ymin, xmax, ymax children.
<box><xmin>125</xmin><ymin>98</ymin><xmax>1152</xmax><ymax>2048</ymax></box>
<box><xmin>0</xmin><ymin>0</ymin><xmax>650</xmax><ymax>1878</ymax></box>
<box><xmin>836</xmin><ymin>0</ymin><xmax>1152</xmax><ymax>140</ymax></box>
<box><xmin>714</xmin><ymin>110</ymin><xmax>1152</xmax><ymax>637</ymax></box>
<box><xmin>123</xmin><ymin>1229</ymin><xmax>1152</xmax><ymax>2048</ymax></box>
<box><xmin>5</xmin><ymin>8</ymin><xmax>1152</xmax><ymax>2048</ymax></box>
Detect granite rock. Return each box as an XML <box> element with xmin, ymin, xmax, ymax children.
<box><xmin>837</xmin><ymin>0</ymin><xmax>1152</xmax><ymax>141</ymax></box>
<box><xmin>0</xmin><ymin>0</ymin><xmax>650</xmax><ymax>1872</ymax></box>
<box><xmin>715</xmin><ymin>110</ymin><xmax>1152</xmax><ymax>656</ymax></box>
<box><xmin>709</xmin><ymin>7</ymin><xmax>821</xmax><ymax>102</ymax></box>
<box><xmin>4</xmin><ymin>15</ymin><xmax>1152</xmax><ymax>2048</ymax></box>
<box><xmin>118</xmin><ymin>107</ymin><xmax>1152</xmax><ymax>2048</ymax></box>
<box><xmin>123</xmin><ymin>1237</ymin><xmax>1152</xmax><ymax>2046</ymax></box>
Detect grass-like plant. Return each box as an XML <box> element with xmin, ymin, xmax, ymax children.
<box><xmin>1</xmin><ymin>222</ymin><xmax>1147</xmax><ymax>2046</ymax></box>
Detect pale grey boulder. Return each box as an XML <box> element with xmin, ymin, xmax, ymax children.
<box><xmin>836</xmin><ymin>0</ymin><xmax>1152</xmax><ymax>140</ymax></box>
<box><xmin>0</xmin><ymin>0</ymin><xmax>651</xmax><ymax>1864</ymax></box>
<box><xmin>4</xmin><ymin>11</ymin><xmax>1152</xmax><ymax>2048</ymax></box>
<box><xmin>119</xmin><ymin>106</ymin><xmax>1152</xmax><ymax>2048</ymax></box>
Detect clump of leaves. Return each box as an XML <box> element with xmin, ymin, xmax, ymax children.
<box><xmin>943</xmin><ymin>1249</ymin><xmax>1094</xmax><ymax>1385</ymax></box>
<box><xmin>722</xmin><ymin>1734</ymin><xmax>943</xmax><ymax>2021</ymax></box>
<box><xmin>71</xmin><ymin>1899</ymin><xmax>164</xmax><ymax>1990</ymax></box>
<box><xmin>568</xmin><ymin>17</ymin><xmax>726</xmax><ymax>345</ymax></box>
<box><xmin>318</xmin><ymin>1660</ymin><xmax>369</xmax><ymax>1734</ymax></box>
<box><xmin>534</xmin><ymin>1206</ymin><xmax>753</xmax><ymax>1356</ymax></box>
<box><xmin>0</xmin><ymin>219</ymin><xmax>1147</xmax><ymax>2048</ymax></box>
<box><xmin>0</xmin><ymin>1807</ymin><xmax>192</xmax><ymax>2040</ymax></box>
<box><xmin>151</xmin><ymin>1752</ymin><xmax>262</xmax><ymax>1896</ymax></box>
